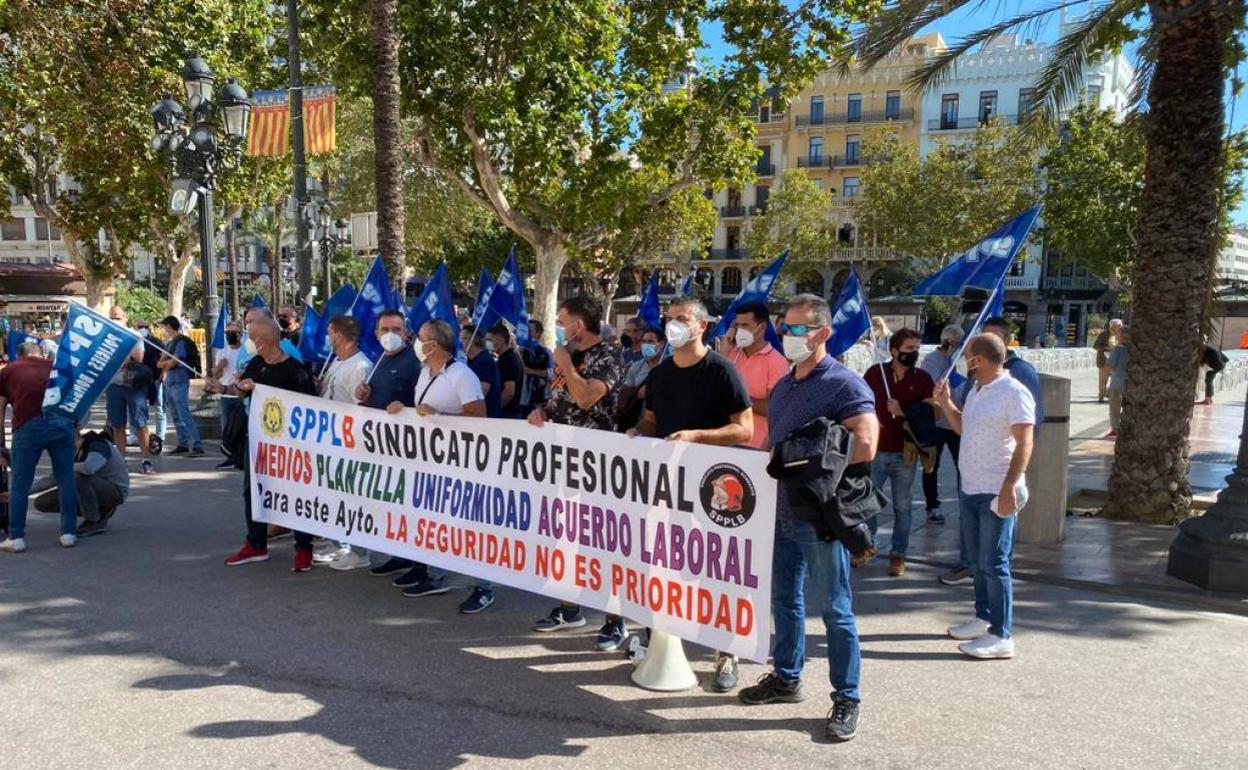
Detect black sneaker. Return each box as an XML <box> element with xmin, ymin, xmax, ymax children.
<box><xmin>739</xmin><ymin>673</ymin><xmax>805</xmax><ymax>705</ymax></box>
<box><xmin>533</xmin><ymin>605</ymin><xmax>586</xmax><ymax>632</ymax></box>
<box><xmin>939</xmin><ymin>566</ymin><xmax>973</xmax><ymax>586</ymax></box>
<box><xmin>188</xmin><ymin>447</ymin><xmax>205</xmax><ymax>457</ymax></box>
<box><xmin>401</xmin><ymin>578</ymin><xmax>450</xmax><ymax>597</ymax></box>
<box><xmin>392</xmin><ymin>565</ymin><xmax>429</xmax><ymax>588</ymax></box>
<box><xmin>926</xmin><ymin>509</ymin><xmax>945</xmax><ymax>526</ymax></box>
<box><xmin>594</xmin><ymin>619</ymin><xmax>628</xmax><ymax>651</ymax></box>
<box><xmin>215</xmin><ymin>458</ymin><xmax>235</xmax><ymax>470</ymax></box>
<box><xmin>77</xmin><ymin>520</ymin><xmax>107</xmax><ymax>538</ymax></box>
<box><xmin>169</xmin><ymin>446</ymin><xmax>190</xmax><ymax>455</ymax></box>
<box><xmin>825</xmin><ymin>696</ymin><xmax>860</xmax><ymax>743</ymax></box>
<box><xmin>370</xmin><ymin>557</ymin><xmax>413</xmax><ymax>577</ymax></box>
<box><xmin>458</xmin><ymin>588</ymin><xmax>495</xmax><ymax>614</ymax></box>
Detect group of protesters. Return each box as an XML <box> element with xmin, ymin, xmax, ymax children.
<box><xmin>0</xmin><ymin>290</ymin><xmax>1039</xmax><ymax>745</ymax></box>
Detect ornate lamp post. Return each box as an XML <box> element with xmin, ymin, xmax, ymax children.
<box><xmin>318</xmin><ymin>213</ymin><xmax>349</xmax><ymax>302</ymax></box>
<box><xmin>150</xmin><ymin>54</ymin><xmax>251</xmax><ymax>373</ymax></box>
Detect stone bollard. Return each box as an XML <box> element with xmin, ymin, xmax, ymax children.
<box><xmin>1020</xmin><ymin>374</ymin><xmax>1070</xmax><ymax>544</ymax></box>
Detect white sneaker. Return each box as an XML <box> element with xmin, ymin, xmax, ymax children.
<box><xmin>958</xmin><ymin>634</ymin><xmax>1015</xmax><ymax>659</ymax></box>
<box><xmin>947</xmin><ymin>618</ymin><xmax>991</xmax><ymax>640</ymax></box>
<box><xmin>0</xmin><ymin>538</ymin><xmax>28</xmax><ymax>553</ymax></box>
<box><xmin>313</xmin><ymin>544</ymin><xmax>349</xmax><ymax>564</ymax></box>
<box><xmin>328</xmin><ymin>550</ymin><xmax>372</xmax><ymax>571</ymax></box>
<box><xmin>59</xmin><ymin>534</ymin><xmax>77</xmax><ymax>548</ymax></box>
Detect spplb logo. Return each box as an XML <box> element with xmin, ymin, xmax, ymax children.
<box><xmin>699</xmin><ymin>463</ymin><xmax>757</xmax><ymax>528</ymax></box>
<box><xmin>261</xmin><ymin>396</ymin><xmax>286</xmax><ymax>438</ymax></box>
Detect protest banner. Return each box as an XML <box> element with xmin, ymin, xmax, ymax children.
<box><xmin>247</xmin><ymin>384</ymin><xmax>777</xmax><ymax>662</ymax></box>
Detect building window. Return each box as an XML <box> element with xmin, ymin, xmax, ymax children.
<box><xmin>885</xmin><ymin>90</ymin><xmax>901</xmax><ymax>120</ymax></box>
<box><xmin>979</xmin><ymin>90</ymin><xmax>998</xmax><ymax>124</ymax></box>
<box><xmin>810</xmin><ymin>95</ymin><xmax>824</xmax><ymax>125</ymax></box>
<box><xmin>721</xmin><ymin>267</ymin><xmax>742</xmax><ymax>294</ymax></box>
<box><xmin>1</xmin><ymin>218</ymin><xmax>26</xmax><ymax>241</ymax></box>
<box><xmin>759</xmin><ymin>103</ymin><xmax>770</xmax><ymax>123</ymax></box>
<box><xmin>813</xmin><ymin>179</ymin><xmax>825</xmax><ymax>190</ymax></box>
<box><xmin>1018</xmin><ymin>87</ymin><xmax>1037</xmax><ymax>118</ymax></box>
<box><xmin>941</xmin><ymin>94</ymin><xmax>959</xmax><ymax>129</ymax></box>
<box><xmin>808</xmin><ymin>136</ymin><xmax>823</xmax><ymax>163</ymax></box>
<box><xmin>757</xmin><ymin>144</ymin><xmax>771</xmax><ymax>174</ymax></box>
<box><xmin>754</xmin><ymin>185</ymin><xmax>769</xmax><ymax>212</ymax></box>
<box><xmin>1009</xmin><ymin>259</ymin><xmax>1026</xmax><ymax>277</ymax></box>
<box><xmin>727</xmin><ymin>187</ymin><xmax>742</xmax><ymax>209</ymax></box>
<box><xmin>842</xmin><ymin>177</ymin><xmax>860</xmax><ymax>197</ymax></box>
<box><xmin>845</xmin><ymin>135</ymin><xmax>861</xmax><ymax>164</ymax></box>
<box><xmin>34</xmin><ymin>217</ymin><xmax>59</xmax><ymax>241</ymax></box>
<box><xmin>1087</xmin><ymin>83</ymin><xmax>1102</xmax><ymax>103</ymax></box>
<box><xmin>726</xmin><ymin>225</ymin><xmax>741</xmax><ymax>251</ymax></box>
<box><xmin>847</xmin><ymin>93</ymin><xmax>862</xmax><ymax>123</ymax></box>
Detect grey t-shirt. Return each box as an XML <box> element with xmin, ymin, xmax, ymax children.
<box><xmin>76</xmin><ymin>441</ymin><xmax>130</xmax><ymax>499</ymax></box>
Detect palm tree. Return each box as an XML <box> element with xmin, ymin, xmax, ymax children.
<box><xmin>371</xmin><ymin>0</ymin><xmax>406</xmax><ymax>284</ymax></box>
<box><xmin>857</xmin><ymin>1</ymin><xmax>1240</xmax><ymax>524</ymax></box>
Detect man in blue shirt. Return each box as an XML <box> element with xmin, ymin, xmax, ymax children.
<box><xmin>463</xmin><ymin>327</ymin><xmax>502</xmax><ymax>417</ymax></box>
<box><xmin>156</xmin><ymin>316</ymin><xmax>203</xmax><ymax>456</ymax></box>
<box><xmin>737</xmin><ymin>294</ymin><xmax>879</xmax><ymax>744</ymax></box>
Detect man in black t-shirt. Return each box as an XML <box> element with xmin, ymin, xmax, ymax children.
<box><xmin>520</xmin><ymin>320</ymin><xmax>551</xmax><ymax>416</ymax></box>
<box><xmin>214</xmin><ymin>318</ymin><xmax>319</xmax><ymax>572</ymax></box>
<box><xmin>487</xmin><ymin>323</ymin><xmax>525</xmax><ymax>419</ymax></box>
<box><xmin>628</xmin><ymin>296</ymin><xmax>753</xmax><ymax>692</ymax></box>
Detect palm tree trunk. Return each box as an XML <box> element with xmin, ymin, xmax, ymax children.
<box><xmin>1103</xmin><ymin>5</ymin><xmax>1233</xmax><ymax>523</ymax></box>
<box><xmin>371</xmin><ymin>0</ymin><xmax>406</xmax><ymax>285</ymax></box>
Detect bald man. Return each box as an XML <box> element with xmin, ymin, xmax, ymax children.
<box><xmin>216</xmin><ymin>318</ymin><xmax>320</xmax><ymax>571</ymax></box>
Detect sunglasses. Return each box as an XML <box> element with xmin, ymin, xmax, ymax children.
<box><xmin>778</xmin><ymin>323</ymin><xmax>825</xmax><ymax>336</ymax></box>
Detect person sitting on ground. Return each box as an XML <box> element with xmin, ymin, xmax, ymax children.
<box><xmin>33</xmin><ymin>429</ymin><xmax>130</xmax><ymax>538</ymax></box>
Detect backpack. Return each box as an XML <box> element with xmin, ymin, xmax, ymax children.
<box><xmin>171</xmin><ymin>334</ymin><xmax>201</xmax><ymax>375</ymax></box>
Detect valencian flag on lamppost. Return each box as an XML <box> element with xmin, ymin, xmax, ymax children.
<box><xmin>911</xmin><ymin>205</ymin><xmax>1043</xmax><ymax>297</ymax></box>
<box><xmin>42</xmin><ymin>304</ymin><xmax>143</xmax><ymax>424</ymax></box>
<box><xmin>246</xmin><ymin>86</ymin><xmax>337</xmax><ymax>158</ymax></box>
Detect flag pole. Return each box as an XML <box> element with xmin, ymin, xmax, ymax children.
<box><xmin>68</xmin><ymin>300</ymin><xmax>203</xmax><ymax>377</ymax></box>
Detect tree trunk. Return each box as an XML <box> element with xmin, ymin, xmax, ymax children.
<box><xmin>167</xmin><ymin>242</ymin><xmax>197</xmax><ymax>320</ymax></box>
<box><xmin>61</xmin><ymin>235</ymin><xmax>112</xmax><ymax>311</ymax></box>
<box><xmin>532</xmin><ymin>241</ymin><xmax>568</xmax><ymax>349</ymax></box>
<box><xmin>1103</xmin><ymin>7</ymin><xmax>1232</xmax><ymax>523</ymax></box>
<box><xmin>371</xmin><ymin>0</ymin><xmax>406</xmax><ymax>283</ymax></box>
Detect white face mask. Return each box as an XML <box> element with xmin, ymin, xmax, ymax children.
<box><xmin>665</xmin><ymin>319</ymin><xmax>694</xmax><ymax>349</ymax></box>
<box><xmin>380</xmin><ymin>331</ymin><xmax>404</xmax><ymax>353</ymax></box>
<box><xmin>244</xmin><ymin>337</ymin><xmax>258</xmax><ymax>357</ymax></box>
<box><xmin>782</xmin><ymin>334</ymin><xmax>813</xmax><ymax>364</ymax></box>
<box><xmin>734</xmin><ymin>328</ymin><xmax>756</xmax><ymax>349</ymax></box>
<box><xmin>485</xmin><ymin>340</ymin><xmax>496</xmax><ymax>354</ymax></box>
<box><xmin>414</xmin><ymin>339</ymin><xmax>432</xmax><ymax>363</ymax></box>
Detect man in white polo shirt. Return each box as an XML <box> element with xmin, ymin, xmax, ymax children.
<box><xmin>932</xmin><ymin>333</ymin><xmax>1034</xmax><ymax>660</ymax></box>
<box><xmin>386</xmin><ymin>319</ymin><xmax>494</xmax><ymax>613</ymax></box>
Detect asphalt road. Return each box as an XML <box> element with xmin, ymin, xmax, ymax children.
<box><xmin>2</xmin><ymin>451</ymin><xmax>1247</xmax><ymax>769</ymax></box>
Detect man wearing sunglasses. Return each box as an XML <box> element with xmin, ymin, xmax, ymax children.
<box><xmin>738</xmin><ymin>294</ymin><xmax>878</xmax><ymax>743</ymax></box>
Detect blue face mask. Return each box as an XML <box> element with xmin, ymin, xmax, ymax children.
<box><xmin>555</xmin><ymin>326</ymin><xmax>567</xmax><ymax>345</ymax></box>
<box><xmin>640</xmin><ymin>342</ymin><xmax>658</xmax><ymax>360</ymax></box>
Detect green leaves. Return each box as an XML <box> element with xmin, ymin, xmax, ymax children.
<box><xmin>742</xmin><ymin>168</ymin><xmax>835</xmax><ymax>265</ymax></box>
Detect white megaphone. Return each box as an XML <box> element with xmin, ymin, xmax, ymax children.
<box><xmin>630</xmin><ymin>630</ymin><xmax>698</xmax><ymax>692</ymax></box>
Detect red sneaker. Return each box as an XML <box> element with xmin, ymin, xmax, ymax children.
<box><xmin>225</xmin><ymin>543</ymin><xmax>270</xmax><ymax>566</ymax></box>
<box><xmin>293</xmin><ymin>548</ymin><xmax>313</xmax><ymax>573</ymax></box>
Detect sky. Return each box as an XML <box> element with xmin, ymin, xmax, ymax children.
<box><xmin>700</xmin><ymin>2</ymin><xmax>1248</xmax><ymax>222</ymax></box>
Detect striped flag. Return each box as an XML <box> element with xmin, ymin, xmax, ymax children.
<box><xmin>303</xmin><ymin>85</ymin><xmax>337</xmax><ymax>155</ymax></box>
<box><xmin>247</xmin><ymin>89</ymin><xmax>291</xmax><ymax>157</ymax></box>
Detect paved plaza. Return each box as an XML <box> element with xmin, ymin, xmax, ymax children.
<box><xmin>2</xmin><ymin>363</ymin><xmax>1248</xmax><ymax>768</ymax></box>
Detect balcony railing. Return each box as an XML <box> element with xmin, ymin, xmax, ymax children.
<box><xmin>708</xmin><ymin>248</ymin><xmax>750</xmax><ymax>260</ymax></box>
<box><xmin>719</xmin><ymin>206</ymin><xmax>746</xmax><ymax>218</ymax></box>
<box><xmin>755</xmin><ymin>162</ymin><xmax>776</xmax><ymax>177</ymax></box>
<box><xmin>1042</xmin><ymin>275</ymin><xmax>1105</xmax><ymax>290</ymax></box>
<box><xmin>796</xmin><ymin>155</ymin><xmax>827</xmax><ymax>169</ymax></box>
<box><xmin>830</xmin><ymin>194</ymin><xmax>859</xmax><ymax>207</ymax></box>
<box><xmin>928</xmin><ymin>114</ymin><xmax>1019</xmax><ymax>131</ymax></box>
<box><xmin>795</xmin><ymin>108</ymin><xmax>914</xmax><ymax>127</ymax></box>
<box><xmin>1003</xmin><ymin>275</ymin><xmax>1038</xmax><ymax>289</ymax></box>
<box><xmin>830</xmin><ymin>154</ymin><xmax>862</xmax><ymax>168</ymax></box>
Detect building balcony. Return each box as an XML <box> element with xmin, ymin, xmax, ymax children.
<box><xmin>755</xmin><ymin>162</ymin><xmax>776</xmax><ymax>177</ymax></box>
<box><xmin>1042</xmin><ymin>275</ymin><xmax>1105</xmax><ymax>290</ymax></box>
<box><xmin>928</xmin><ymin>114</ymin><xmax>1019</xmax><ymax>131</ymax></box>
<box><xmin>830</xmin><ymin>154</ymin><xmax>862</xmax><ymax>168</ymax></box>
<box><xmin>708</xmin><ymin>248</ymin><xmax>750</xmax><ymax>260</ymax></box>
<box><xmin>796</xmin><ymin>155</ymin><xmax>829</xmax><ymax>169</ymax></box>
<box><xmin>795</xmin><ymin>108</ymin><xmax>914</xmax><ymax>127</ymax></box>
<box><xmin>1003</xmin><ymin>274</ymin><xmax>1039</xmax><ymax>290</ymax></box>
<box><xmin>719</xmin><ymin>206</ymin><xmax>746</xmax><ymax>218</ymax></box>
<box><xmin>830</xmin><ymin>194</ymin><xmax>859</xmax><ymax>207</ymax></box>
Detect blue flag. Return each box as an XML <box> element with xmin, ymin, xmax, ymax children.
<box><xmin>406</xmin><ymin>262</ymin><xmax>459</xmax><ymax>354</ymax></box>
<box><xmin>251</xmin><ymin>293</ymin><xmax>267</xmax><ymax>308</ymax></box>
<box><xmin>638</xmin><ymin>270</ymin><xmax>662</xmax><ymax>333</ymax></box>
<box><xmin>210</xmin><ymin>306</ymin><xmax>229</xmax><ymax>352</ymax></box>
<box><xmin>42</xmin><ymin>304</ymin><xmax>142</xmax><ymax>424</ymax></box>
<box><xmin>827</xmin><ymin>266</ymin><xmax>871</xmax><ymax>358</ymax></box>
<box><xmin>943</xmin><ymin>272</ymin><xmax>1008</xmax><ymax>382</ymax></box>
<box><xmin>323</xmin><ymin>283</ymin><xmax>356</xmax><ymax>324</ymax></box>
<box><xmin>347</xmin><ymin>257</ymin><xmax>392</xmax><ymax>361</ymax></box>
<box><xmin>679</xmin><ymin>270</ymin><xmax>696</xmax><ymax>297</ymax></box>
<box><xmin>480</xmin><ymin>246</ymin><xmax>531</xmax><ymax>346</ymax></box>
<box><xmin>471</xmin><ymin>268</ymin><xmax>495</xmax><ymax>327</ymax></box>
<box><xmin>985</xmin><ymin>279</ymin><xmax>1005</xmax><ymax>319</ymax></box>
<box><xmin>6</xmin><ymin>330</ymin><xmax>34</xmax><ymax>361</ymax></box>
<box><xmin>912</xmin><ymin>206</ymin><xmax>1042</xmax><ymax>297</ymax></box>
<box><xmin>710</xmin><ymin>250</ymin><xmax>789</xmax><ymax>340</ymax></box>
<box><xmin>298</xmin><ymin>303</ymin><xmax>328</xmax><ymax>363</ymax></box>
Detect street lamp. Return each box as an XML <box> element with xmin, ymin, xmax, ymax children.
<box><xmin>318</xmin><ymin>213</ymin><xmax>349</xmax><ymax>301</ymax></box>
<box><xmin>149</xmin><ymin>54</ymin><xmax>251</xmax><ymax>375</ymax></box>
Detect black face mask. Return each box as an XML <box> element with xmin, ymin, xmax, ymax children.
<box><xmin>225</xmin><ymin>331</ymin><xmax>241</xmax><ymax>345</ymax></box>
<box><xmin>278</xmin><ymin>317</ymin><xmax>292</xmax><ymax>331</ymax></box>
<box><xmin>898</xmin><ymin>350</ymin><xmax>920</xmax><ymax>368</ymax></box>
<box><xmin>620</xmin><ymin>334</ymin><xmax>633</xmax><ymax>350</ymax></box>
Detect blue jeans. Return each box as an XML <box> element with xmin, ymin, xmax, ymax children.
<box><xmin>164</xmin><ymin>380</ymin><xmax>201</xmax><ymax>450</ymax></box>
<box><xmin>770</xmin><ymin>517</ymin><xmax>861</xmax><ymax>702</ymax></box>
<box><xmin>153</xmin><ymin>382</ymin><xmax>168</xmax><ymax>439</ymax></box>
<box><xmin>868</xmin><ymin>451</ymin><xmax>917</xmax><ymax>555</ymax></box>
<box><xmin>7</xmin><ymin>414</ymin><xmax>78</xmax><ymax>539</ymax></box>
<box><xmin>959</xmin><ymin>492</ymin><xmax>1016</xmax><ymax>638</ymax></box>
